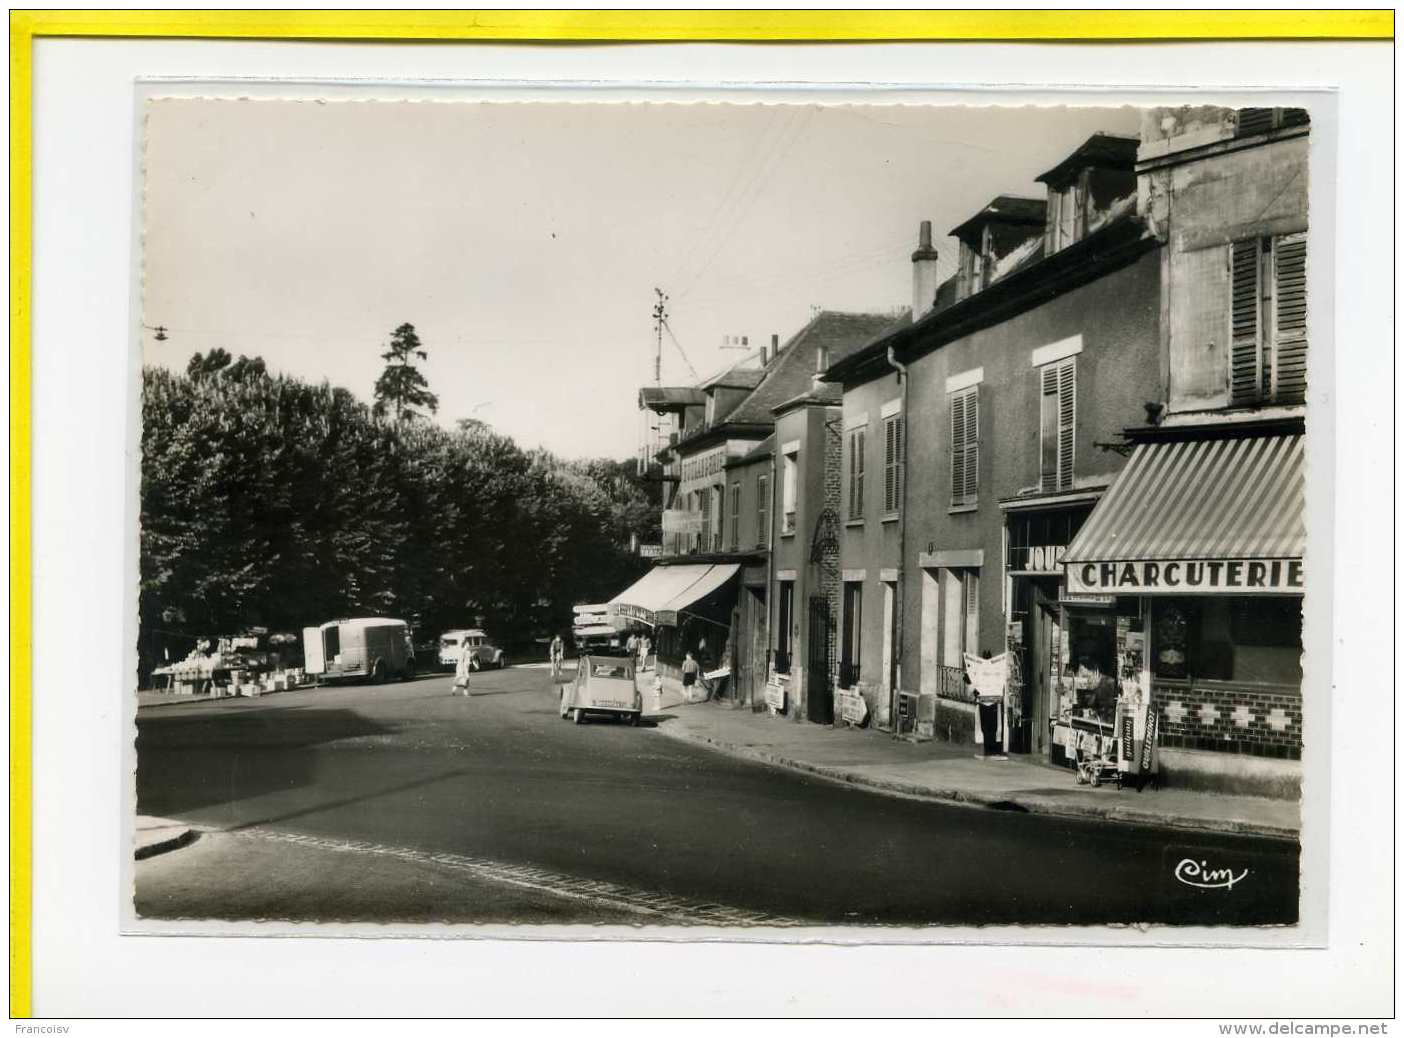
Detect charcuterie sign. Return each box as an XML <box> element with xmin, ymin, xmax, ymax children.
<box><xmin>1066</xmin><ymin>558</ymin><xmax>1303</xmax><ymax>595</ymax></box>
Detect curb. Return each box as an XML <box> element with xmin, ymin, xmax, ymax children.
<box><xmin>135</xmin><ymin>826</ymin><xmax>199</xmax><ymax>861</ymax></box>
<box><xmin>654</xmin><ymin>722</ymin><xmax>1299</xmax><ymax>842</ymax></box>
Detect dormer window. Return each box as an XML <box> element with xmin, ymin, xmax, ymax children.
<box><xmin>1036</xmin><ymin>134</ymin><xmax>1139</xmax><ymax>255</ymax></box>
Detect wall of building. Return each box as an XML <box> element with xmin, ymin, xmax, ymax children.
<box><xmin>897</xmin><ymin>248</ymin><xmax>1163</xmax><ymax>700</ymax></box>
<box><xmin>837</xmin><ymin>369</ymin><xmax>903</xmax><ymax>725</ymax></box>
<box><xmin>1139</xmin><ymin>122</ymin><xmax>1309</xmax><ymax>413</ymax></box>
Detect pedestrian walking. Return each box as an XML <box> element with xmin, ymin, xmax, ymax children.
<box><xmin>625</xmin><ymin>630</ymin><xmax>639</xmax><ymax>660</ymax></box>
<box><xmin>638</xmin><ymin>633</ymin><xmax>652</xmax><ymax>668</ymax></box>
<box><xmin>681</xmin><ymin>651</ymin><xmax>700</xmax><ymax>696</ymax></box>
<box><xmin>453</xmin><ymin>640</ymin><xmax>473</xmax><ymax>695</ymax></box>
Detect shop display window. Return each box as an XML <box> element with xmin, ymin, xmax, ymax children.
<box><xmin>1063</xmin><ymin>611</ymin><xmax>1119</xmax><ymax>723</ymax></box>
<box><xmin>1151</xmin><ymin>597</ymin><xmax>1302</xmax><ymax>687</ymax></box>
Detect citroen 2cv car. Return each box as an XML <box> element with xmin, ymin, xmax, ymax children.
<box><xmin>560</xmin><ymin>653</ymin><xmax>643</xmax><ymax>725</ymax></box>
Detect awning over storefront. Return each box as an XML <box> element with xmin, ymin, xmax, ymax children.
<box><xmin>608</xmin><ymin>563</ymin><xmax>739</xmax><ymax>626</ymax></box>
<box><xmin>1064</xmin><ymin>434</ymin><xmax>1304</xmax><ymax>595</ymax></box>
<box><xmin>656</xmin><ymin>563</ymin><xmax>740</xmax><ymax>626</ymax></box>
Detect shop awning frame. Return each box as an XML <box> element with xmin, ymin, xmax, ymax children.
<box><xmin>607</xmin><ymin>563</ymin><xmax>740</xmax><ymax>626</ymax></box>
<box><xmin>1063</xmin><ymin>434</ymin><xmax>1305</xmax><ymax>595</ymax></box>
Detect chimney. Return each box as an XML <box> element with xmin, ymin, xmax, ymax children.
<box><xmin>771</xmin><ymin>332</ymin><xmax>780</xmax><ymax>356</ymax></box>
<box><xmin>812</xmin><ymin>345</ymin><xmax>829</xmax><ymax>390</ymax></box>
<box><xmin>911</xmin><ymin>219</ymin><xmax>940</xmax><ymax>320</ymax></box>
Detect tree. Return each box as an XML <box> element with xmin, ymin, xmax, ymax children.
<box><xmin>372</xmin><ymin>323</ymin><xmax>438</xmax><ymax>422</ymax></box>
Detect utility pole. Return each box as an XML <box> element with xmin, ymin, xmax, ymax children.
<box><xmin>651</xmin><ymin>287</ymin><xmax>668</xmax><ymax>386</ymax></box>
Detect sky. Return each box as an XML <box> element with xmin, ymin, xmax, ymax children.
<box><xmin>143</xmin><ymin>99</ymin><xmax>1139</xmax><ymax>459</ymax></box>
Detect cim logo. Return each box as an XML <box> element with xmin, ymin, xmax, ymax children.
<box><xmin>1173</xmin><ymin>857</ymin><xmax>1250</xmax><ymax>891</ymax></box>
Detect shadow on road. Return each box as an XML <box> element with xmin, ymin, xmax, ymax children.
<box><xmin>136</xmin><ymin>706</ymin><xmax>399</xmax><ymax>817</ymax></box>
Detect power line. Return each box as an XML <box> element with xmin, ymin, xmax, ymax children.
<box><xmin>660</xmin><ymin>319</ymin><xmax>700</xmax><ymax>382</ymax></box>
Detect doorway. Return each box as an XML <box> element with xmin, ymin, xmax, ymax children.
<box><xmin>806</xmin><ymin>594</ymin><xmax>834</xmax><ymax>724</ymax></box>
<box><xmin>1025</xmin><ymin>582</ymin><xmax>1061</xmax><ymax>758</ymax></box>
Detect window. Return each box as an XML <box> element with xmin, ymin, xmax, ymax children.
<box><xmin>711</xmin><ymin>487</ymin><xmax>723</xmax><ymax>551</ymax></box>
<box><xmin>1236</xmin><ymin>107</ymin><xmax>1310</xmax><ymax>138</ymax></box>
<box><xmin>775</xmin><ymin>580</ymin><xmax>794</xmax><ymax>674</ymax></box>
<box><xmin>1039</xmin><ymin>358</ymin><xmax>1076</xmax><ymax>492</ymax></box>
<box><xmin>940</xmin><ymin>568</ymin><xmax>980</xmax><ymax>667</ymax></box>
<box><xmin>1230</xmin><ymin>232</ymin><xmax>1308</xmax><ymax>406</ymax></box>
<box><xmin>1151</xmin><ymin>598</ymin><xmax>1302</xmax><ymax>687</ymax></box>
<box><xmin>781</xmin><ymin>448</ymin><xmax>799</xmax><ymax>534</ymax></box>
<box><xmin>841</xmin><ymin>582</ymin><xmax>863</xmax><ymax>688</ymax></box>
<box><xmin>728</xmin><ymin>482</ymin><xmax>741</xmax><ymax>550</ymax></box>
<box><xmin>756</xmin><ymin>473</ymin><xmax>769</xmax><ymax>548</ymax></box>
<box><xmin>698</xmin><ymin>489</ymin><xmax>711</xmax><ymax>553</ymax></box>
<box><xmin>846</xmin><ymin>428</ymin><xmax>866</xmax><ymax>520</ymax></box>
<box><xmin>949</xmin><ymin>387</ymin><xmax>979</xmax><ymax>507</ymax></box>
<box><xmin>882</xmin><ymin>414</ymin><xmax>905</xmax><ymax>515</ymax></box>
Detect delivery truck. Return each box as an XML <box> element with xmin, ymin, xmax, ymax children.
<box><xmin>302</xmin><ymin>617</ymin><xmax>415</xmax><ymax>684</ymax></box>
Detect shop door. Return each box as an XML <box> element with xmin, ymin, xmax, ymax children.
<box><xmin>747</xmin><ymin>587</ymin><xmax>767</xmax><ymax>703</ymax></box>
<box><xmin>806</xmin><ymin>595</ymin><xmax>834</xmax><ymax>724</ymax></box>
<box><xmin>1027</xmin><ymin>588</ymin><xmax>1059</xmax><ymax>757</ymax></box>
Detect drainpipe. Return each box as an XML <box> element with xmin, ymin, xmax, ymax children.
<box><xmin>762</xmin><ymin>438</ymin><xmax>778</xmax><ymax>713</ymax></box>
<box><xmin>886</xmin><ymin>345</ymin><xmax>910</xmax><ymax>736</ymax></box>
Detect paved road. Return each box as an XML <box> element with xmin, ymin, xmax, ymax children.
<box><xmin>135</xmin><ymin>665</ymin><xmax>1299</xmax><ymax>926</ymax></box>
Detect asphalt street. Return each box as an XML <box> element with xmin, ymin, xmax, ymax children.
<box><xmin>135</xmin><ymin>665</ymin><xmax>1299</xmax><ymax>927</ymax></box>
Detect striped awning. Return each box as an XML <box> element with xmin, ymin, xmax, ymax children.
<box><xmin>608</xmin><ymin>563</ymin><xmax>739</xmax><ymax>626</ymax></box>
<box><xmin>1064</xmin><ymin>435</ymin><xmax>1304</xmax><ymax>595</ymax></box>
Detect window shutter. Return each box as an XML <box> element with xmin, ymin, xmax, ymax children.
<box><xmin>1230</xmin><ymin>238</ymin><xmax>1264</xmax><ymax>404</ymax></box>
<box><xmin>962</xmin><ymin>389</ymin><xmax>979</xmax><ymax>502</ymax></box>
<box><xmin>1237</xmin><ymin>108</ymin><xmax>1276</xmax><ymax>136</ymax></box>
<box><xmin>847</xmin><ymin>432</ymin><xmax>856</xmax><ymax>518</ymax></box>
<box><xmin>950</xmin><ymin>393</ymin><xmax>966</xmax><ymax>506</ymax></box>
<box><xmin>894</xmin><ymin>416</ymin><xmax>905</xmax><ymax>512</ymax></box>
<box><xmin>1057</xmin><ymin>361</ymin><xmax>1075</xmax><ymax>491</ymax></box>
<box><xmin>1272</xmin><ymin>232</ymin><xmax>1308</xmax><ymax>404</ymax></box>
<box><xmin>856</xmin><ymin>429</ymin><xmax>864</xmax><ymax>517</ymax></box>
<box><xmin>883</xmin><ymin>417</ymin><xmax>896</xmax><ymax>513</ymax></box>
<box><xmin>756</xmin><ymin>474</ymin><xmax>768</xmax><ymax>547</ymax></box>
<box><xmin>1039</xmin><ymin>365</ymin><xmax>1059</xmax><ymax>491</ymax></box>
<box><xmin>963</xmin><ymin>570</ymin><xmax>980</xmax><ymax>655</ymax></box>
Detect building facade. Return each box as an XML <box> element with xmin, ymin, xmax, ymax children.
<box><xmin>1061</xmin><ymin>106</ymin><xmax>1310</xmax><ymax>797</ymax></box>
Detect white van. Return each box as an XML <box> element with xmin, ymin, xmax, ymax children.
<box><xmin>303</xmin><ymin>618</ymin><xmax>414</xmax><ymax>684</ymax></box>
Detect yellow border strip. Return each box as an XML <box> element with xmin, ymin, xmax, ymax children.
<box><xmin>7</xmin><ymin>7</ymin><xmax>1393</xmax><ymax>1020</ymax></box>
<box><xmin>10</xmin><ymin>13</ymin><xmax>34</xmax><ymax>1023</ymax></box>
<box><xmin>9</xmin><ymin>9</ymin><xmax>1399</xmax><ymax>42</ymax></box>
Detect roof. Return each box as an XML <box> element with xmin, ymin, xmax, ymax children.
<box><xmin>723</xmin><ymin>311</ymin><xmax>904</xmax><ymax>426</ymax></box>
<box><xmin>726</xmin><ymin>433</ymin><xmax>775</xmax><ymax>468</ymax></box>
<box><xmin>702</xmin><ymin>362</ymin><xmax>766</xmax><ymax>392</ymax></box>
<box><xmin>949</xmin><ymin>195</ymin><xmax>1046</xmax><ymax>243</ymax></box>
<box><xmin>825</xmin><ymin>214</ymin><xmax>1156</xmax><ymax>386</ymax></box>
<box><xmin>639</xmin><ymin>386</ymin><xmax>706</xmax><ymax>411</ymax></box>
<box><xmin>1035</xmin><ymin>133</ymin><xmax>1140</xmax><ymax>188</ymax></box>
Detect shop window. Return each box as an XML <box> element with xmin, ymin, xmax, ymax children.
<box><xmin>775</xmin><ymin>580</ymin><xmax>794</xmax><ymax>674</ymax></box>
<box><xmin>840</xmin><ymin>581</ymin><xmax>863</xmax><ymax>688</ymax></box>
<box><xmin>1151</xmin><ymin>597</ymin><xmax>1302</xmax><ymax>687</ymax></box>
<box><xmin>728</xmin><ymin>482</ymin><xmax>741</xmax><ymax>550</ymax></box>
<box><xmin>755</xmin><ymin>473</ymin><xmax>769</xmax><ymax>548</ymax></box>
<box><xmin>882</xmin><ymin>414</ymin><xmax>905</xmax><ymax>515</ymax></box>
<box><xmin>1064</xmin><ymin>610</ymin><xmax>1120</xmax><ymax>724</ymax></box>
<box><xmin>847</xmin><ymin>427</ymin><xmax>866</xmax><ymax>520</ymax></box>
<box><xmin>1039</xmin><ymin>358</ymin><xmax>1076</xmax><ymax>492</ymax></box>
<box><xmin>1230</xmin><ymin>232</ymin><xmax>1308</xmax><ymax>406</ymax></box>
<box><xmin>949</xmin><ymin>386</ymin><xmax>979</xmax><ymax>507</ymax></box>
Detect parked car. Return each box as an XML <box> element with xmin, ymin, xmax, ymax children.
<box><xmin>303</xmin><ymin>618</ymin><xmax>415</xmax><ymax>684</ymax></box>
<box><xmin>438</xmin><ymin>628</ymin><xmax>507</xmax><ymax>671</ymax></box>
<box><xmin>560</xmin><ymin>653</ymin><xmax>642</xmax><ymax>725</ymax></box>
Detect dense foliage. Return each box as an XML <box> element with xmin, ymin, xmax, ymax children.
<box><xmin>139</xmin><ymin>362</ymin><xmax>656</xmax><ymax>675</ymax></box>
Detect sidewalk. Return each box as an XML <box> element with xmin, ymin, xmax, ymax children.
<box><xmin>651</xmin><ymin>701</ymin><xmax>1300</xmax><ymax>840</ymax></box>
